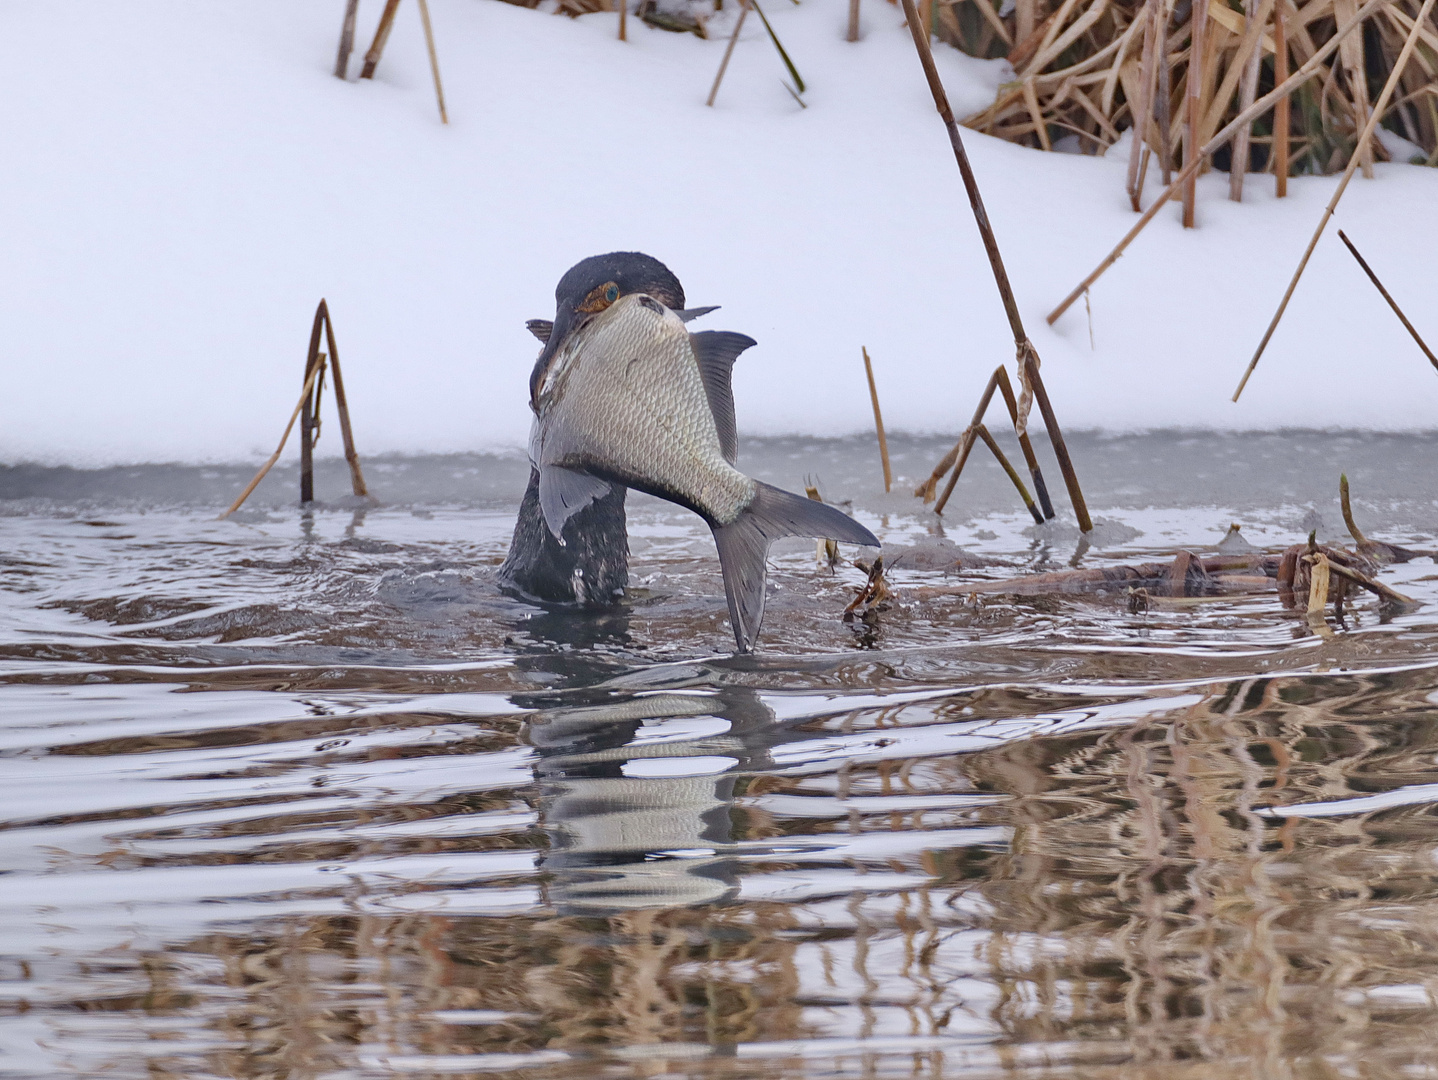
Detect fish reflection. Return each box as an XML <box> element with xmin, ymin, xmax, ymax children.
<box><xmin>522</xmin><ymin>687</ymin><xmax>776</xmax><ymax>914</ymax></box>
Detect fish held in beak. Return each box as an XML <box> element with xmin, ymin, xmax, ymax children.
<box><xmin>530</xmin><ymin>292</ymin><xmax>878</xmax><ymax>653</ymax></box>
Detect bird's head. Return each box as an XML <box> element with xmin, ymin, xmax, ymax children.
<box><xmin>528</xmin><ymin>252</ymin><xmax>687</xmax><ymax>407</ymax></box>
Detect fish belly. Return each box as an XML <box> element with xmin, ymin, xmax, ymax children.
<box><xmin>544</xmin><ymin>296</ymin><xmax>754</xmax><ymax>525</ymax></box>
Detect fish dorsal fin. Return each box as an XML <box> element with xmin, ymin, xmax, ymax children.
<box><xmin>676</xmin><ymin>305</ymin><xmax>719</xmax><ymax>323</ymax></box>
<box><xmin>527</xmin><ymin>319</ymin><xmax>553</xmax><ymax>344</ymax></box>
<box><xmin>538</xmin><ymin>465</ymin><xmax>613</xmax><ymax>541</ymax></box>
<box><xmin>690</xmin><ymin>331</ymin><xmax>756</xmax><ymax>465</ymax></box>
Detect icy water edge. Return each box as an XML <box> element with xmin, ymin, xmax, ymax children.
<box><xmin>4</xmin><ymin>432</ymin><xmax>1438</xmax><ymax>1079</ymax></box>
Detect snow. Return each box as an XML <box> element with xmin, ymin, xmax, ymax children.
<box><xmin>1</xmin><ymin>0</ymin><xmax>1435</xmax><ymax>467</ymax></box>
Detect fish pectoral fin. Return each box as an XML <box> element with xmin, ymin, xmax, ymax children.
<box><xmin>538</xmin><ymin>466</ymin><xmax>613</xmax><ymax>541</ymax></box>
<box><xmin>676</xmin><ymin>305</ymin><xmax>720</xmax><ymax>323</ymax></box>
<box><xmin>712</xmin><ymin>482</ymin><xmax>880</xmax><ymax>653</ymax></box>
<box><xmin>690</xmin><ymin>330</ymin><xmax>757</xmax><ymax>465</ymax></box>
<box><xmin>526</xmin><ymin>319</ymin><xmax>553</xmax><ymax>344</ymax></box>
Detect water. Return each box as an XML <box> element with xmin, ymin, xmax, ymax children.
<box><xmin>4</xmin><ymin>432</ymin><xmax>1438</xmax><ymax>1079</ymax></box>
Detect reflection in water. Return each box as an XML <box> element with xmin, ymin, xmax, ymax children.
<box><xmin>7</xmin><ymin>665</ymin><xmax>1438</xmax><ymax>1077</ymax></box>
<box><xmin>3</xmin><ymin>468</ymin><xmax>1438</xmax><ymax>1077</ymax></box>
<box><xmin>528</xmin><ymin>689</ymin><xmax>775</xmax><ymax>913</ymax></box>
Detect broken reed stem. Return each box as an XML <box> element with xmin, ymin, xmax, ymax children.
<box><xmin>1231</xmin><ymin>0</ymin><xmax>1436</xmax><ymax>402</ymax></box>
<box><xmin>1180</xmin><ymin>0</ymin><xmax>1209</xmax><ymax>227</ymax></box>
<box><xmin>1229</xmin><ymin>0</ymin><xmax>1265</xmax><ymax>201</ymax></box>
<box><xmin>993</xmin><ymin>364</ymin><xmax>1054</xmax><ymax>517</ymax></box>
<box><xmin>619</xmin><ymin>0</ymin><xmax>628</xmax><ymax>39</ymax></box>
<box><xmin>336</xmin><ymin>0</ymin><xmax>360</xmax><ymax>79</ymax></box>
<box><xmin>1337</xmin><ymin>229</ymin><xmax>1438</xmax><ymax>374</ymax></box>
<box><xmin>1325</xmin><ymin>557</ymin><xmax>1417</xmax><ymax>605</ymax></box>
<box><xmin>862</xmin><ymin>347</ymin><xmax>892</xmax><ymax>493</ymax></box>
<box><xmin>1046</xmin><ymin>0</ymin><xmax>1387</xmax><ymax>327</ymax></box>
<box><xmin>1021</xmin><ymin>347</ymin><xmax>1091</xmax><ymax>531</ymax></box>
<box><xmin>318</xmin><ymin>301</ymin><xmax>369</xmax><ymax>497</ymax></box>
<box><xmin>707</xmin><ymin>0</ymin><xmax>750</xmax><ymax>106</ymax></box>
<box><xmin>1126</xmin><ymin>0</ymin><xmax>1160</xmax><ymax>211</ymax></box>
<box><xmin>360</xmin><ymin>0</ymin><xmax>402</xmax><ymax>79</ymax></box>
<box><xmin>1273</xmin><ymin>0</ymin><xmax>1289</xmax><ymax>196</ymax></box>
<box><xmin>847</xmin><ymin>0</ymin><xmax>860</xmax><ymax>41</ymax></box>
<box><xmin>220</xmin><ymin>356</ymin><xmax>328</xmax><ymax>520</ymax></box>
<box><xmin>1339</xmin><ymin>472</ymin><xmax>1367</xmax><ymax>545</ymax></box>
<box><xmin>299</xmin><ymin>311</ymin><xmax>327</xmax><ymax>505</ymax></box>
<box><xmin>1306</xmin><ymin>553</ymin><xmax>1334</xmax><ymax>635</ymax></box>
<box><xmin>974</xmin><ymin>424</ymin><xmax>1044</xmax><ymax>523</ymax></box>
<box><xmin>415</xmin><ymin>0</ymin><xmax>449</xmax><ymax>124</ymax></box>
<box><xmin>898</xmin><ymin>0</ymin><xmax>1091</xmax><ymax>532</ymax></box>
<box><xmin>921</xmin><ymin>367</ymin><xmax>1001</xmax><ymax>505</ymax></box>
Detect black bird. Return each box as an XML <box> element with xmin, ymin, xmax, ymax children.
<box><xmin>498</xmin><ymin>252</ymin><xmax>713</xmax><ymax>606</ymax></box>
<box><xmin>498</xmin><ymin>251</ymin><xmax>878</xmax><ymax>651</ymax></box>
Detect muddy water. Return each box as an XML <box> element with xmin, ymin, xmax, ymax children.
<box><xmin>3</xmin><ymin>433</ymin><xmax>1438</xmax><ymax>1079</ymax></box>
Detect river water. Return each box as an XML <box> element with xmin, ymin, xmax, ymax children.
<box><xmin>4</xmin><ymin>432</ymin><xmax>1438</xmax><ymax>1079</ymax></box>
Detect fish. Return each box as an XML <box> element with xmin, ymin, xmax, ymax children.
<box><xmin>528</xmin><ymin>289</ymin><xmax>879</xmax><ymax>652</ymax></box>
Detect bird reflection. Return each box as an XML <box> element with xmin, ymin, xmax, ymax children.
<box><xmin>520</xmin><ymin>686</ymin><xmax>776</xmax><ymax>915</ymax></box>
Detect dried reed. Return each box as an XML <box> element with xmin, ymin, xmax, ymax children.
<box><xmin>707</xmin><ymin>0</ymin><xmax>751</xmax><ymax>106</ymax></box>
<box><xmin>220</xmin><ymin>301</ymin><xmax>368</xmax><ymax>519</ymax></box>
<box><xmin>1337</xmin><ymin>229</ymin><xmax>1438</xmax><ymax>373</ymax></box>
<box><xmin>1231</xmin><ymin>0</ymin><xmax>1435</xmax><ymax>402</ymax></box>
<box><xmin>360</xmin><ymin>0</ymin><xmax>402</xmax><ymax>79</ymax></box>
<box><xmin>1046</xmin><ymin>0</ymin><xmax>1385</xmax><ymax>326</ymax></box>
<box><xmin>861</xmin><ymin>347</ymin><xmax>892</xmax><ymax>493</ymax></box>
<box><xmin>336</xmin><ymin>0</ymin><xmax>360</xmax><ymax>79</ymax></box>
<box><xmin>416</xmin><ymin>0</ymin><xmax>449</xmax><ymax>124</ymax></box>
<box><xmin>899</xmin><ymin>0</ymin><xmax>1092</xmax><ymax>531</ymax></box>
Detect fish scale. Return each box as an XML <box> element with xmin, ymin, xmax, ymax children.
<box><xmin>538</xmin><ymin>294</ymin><xmax>755</xmax><ymax>525</ymax></box>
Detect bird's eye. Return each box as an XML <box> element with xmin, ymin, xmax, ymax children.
<box><xmin>578</xmin><ymin>281</ymin><xmax>622</xmax><ymax>313</ymax></box>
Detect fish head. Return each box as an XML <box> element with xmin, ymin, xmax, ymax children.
<box><xmin>530</xmin><ymin>252</ymin><xmax>687</xmax><ymax>408</ymax></box>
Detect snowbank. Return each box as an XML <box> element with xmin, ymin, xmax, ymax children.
<box><xmin>1</xmin><ymin>0</ymin><xmax>1435</xmax><ymax>466</ymax></box>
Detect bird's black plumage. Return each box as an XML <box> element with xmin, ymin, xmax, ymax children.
<box><xmin>499</xmin><ymin>252</ymin><xmax>687</xmax><ymax>607</ymax></box>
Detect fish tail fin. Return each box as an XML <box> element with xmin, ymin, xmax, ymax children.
<box><xmin>711</xmin><ymin>482</ymin><xmax>879</xmax><ymax>653</ymax></box>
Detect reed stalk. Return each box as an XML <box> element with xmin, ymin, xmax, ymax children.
<box><xmin>707</xmin><ymin>0</ymin><xmax>751</xmax><ymax>106</ymax></box>
<box><xmin>1045</xmin><ymin>0</ymin><xmax>1386</xmax><ymax>327</ymax></box>
<box><xmin>336</xmin><ymin>0</ymin><xmax>360</xmax><ymax>79</ymax></box>
<box><xmin>361</xmin><ymin>0</ymin><xmax>402</xmax><ymax>79</ymax></box>
<box><xmin>1274</xmin><ymin>0</ymin><xmax>1289</xmax><ymax>196</ymax></box>
<box><xmin>899</xmin><ymin>0</ymin><xmax>1092</xmax><ymax>531</ymax></box>
<box><xmin>1126</xmin><ymin>0</ymin><xmax>1160</xmax><ymax>210</ymax></box>
<box><xmin>1180</xmin><ymin>0</ymin><xmax>1210</xmax><ymax>226</ymax></box>
<box><xmin>993</xmin><ymin>365</ymin><xmax>1055</xmax><ymax>517</ymax></box>
<box><xmin>918</xmin><ymin>368</ymin><xmax>1000</xmax><ymax>503</ymax></box>
<box><xmin>1336</xmin><ymin>229</ymin><xmax>1438</xmax><ymax>374</ymax></box>
<box><xmin>1229</xmin><ymin>0</ymin><xmax>1266</xmax><ymax>201</ymax></box>
<box><xmin>1232</xmin><ymin>0</ymin><xmax>1436</xmax><ymax>402</ymax></box>
<box><xmin>861</xmin><ymin>347</ymin><xmax>892</xmax><ymax>493</ymax></box>
<box><xmin>299</xmin><ymin>312</ymin><xmax>327</xmax><ymax>505</ymax></box>
<box><xmin>975</xmin><ymin>424</ymin><xmax>1045</xmax><ymax>523</ymax></box>
<box><xmin>1339</xmin><ymin>472</ymin><xmax>1367</xmax><ymax>545</ymax></box>
<box><xmin>416</xmin><ymin>0</ymin><xmax>449</xmax><ymax>124</ymax></box>
<box><xmin>1306</xmin><ymin>551</ymin><xmax>1333</xmax><ymax>635</ymax></box>
<box><xmin>847</xmin><ymin>0</ymin><xmax>860</xmax><ymax>42</ymax></box>
<box><xmin>220</xmin><ymin>357</ymin><xmax>328</xmax><ymax>520</ymax></box>
<box><xmin>317</xmin><ymin>301</ymin><xmax>370</xmax><ymax>497</ymax></box>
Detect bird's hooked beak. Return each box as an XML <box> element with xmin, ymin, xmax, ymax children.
<box><xmin>529</xmin><ymin>304</ymin><xmax>580</xmax><ymax>409</ymax></box>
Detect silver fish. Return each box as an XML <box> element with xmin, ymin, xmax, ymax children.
<box><xmin>530</xmin><ymin>292</ymin><xmax>878</xmax><ymax>651</ymax></box>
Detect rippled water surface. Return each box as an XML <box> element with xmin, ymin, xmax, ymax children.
<box><xmin>5</xmin><ymin>433</ymin><xmax>1438</xmax><ymax>1079</ymax></box>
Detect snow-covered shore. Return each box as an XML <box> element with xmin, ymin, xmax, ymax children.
<box><xmin>2</xmin><ymin>0</ymin><xmax>1435</xmax><ymax>467</ymax></box>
